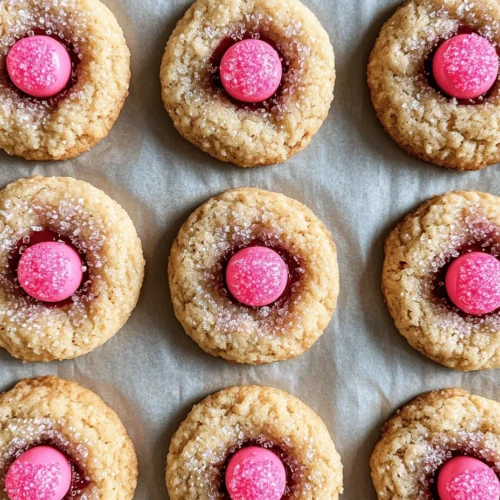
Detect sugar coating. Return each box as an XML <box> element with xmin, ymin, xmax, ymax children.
<box><xmin>445</xmin><ymin>469</ymin><xmax>500</xmax><ymax>499</ymax></box>
<box><xmin>17</xmin><ymin>242</ymin><xmax>83</xmax><ymax>303</ymax></box>
<box><xmin>5</xmin><ymin>446</ymin><xmax>72</xmax><ymax>500</ymax></box>
<box><xmin>168</xmin><ymin>188</ymin><xmax>339</xmax><ymax>364</ymax></box>
<box><xmin>161</xmin><ymin>0</ymin><xmax>335</xmax><ymax>168</ymax></box>
<box><xmin>0</xmin><ymin>417</ymin><xmax>91</xmax><ymax>498</ymax></box>
<box><xmin>0</xmin><ymin>176</ymin><xmax>145</xmax><ymax>363</ymax></box>
<box><xmin>0</xmin><ymin>0</ymin><xmax>130</xmax><ymax>160</ymax></box>
<box><xmin>433</xmin><ymin>34</ymin><xmax>499</xmax><ymax>99</ymax></box>
<box><xmin>6</xmin><ymin>461</ymin><xmax>63</xmax><ymax>500</ymax></box>
<box><xmin>220</xmin><ymin>40</ymin><xmax>283</xmax><ymax>103</ymax></box>
<box><xmin>445</xmin><ymin>252</ymin><xmax>500</xmax><ymax>316</ymax></box>
<box><xmin>7</xmin><ymin>36</ymin><xmax>71</xmax><ymax>99</ymax></box>
<box><xmin>368</xmin><ymin>0</ymin><xmax>500</xmax><ymax>171</ymax></box>
<box><xmin>0</xmin><ymin>377</ymin><xmax>138</xmax><ymax>500</ymax></box>
<box><xmin>166</xmin><ymin>385</ymin><xmax>343</xmax><ymax>499</ymax></box>
<box><xmin>225</xmin><ymin>446</ymin><xmax>286</xmax><ymax>500</ymax></box>
<box><xmin>437</xmin><ymin>457</ymin><xmax>500</xmax><ymax>500</ymax></box>
<box><xmin>383</xmin><ymin>190</ymin><xmax>500</xmax><ymax>371</ymax></box>
<box><xmin>226</xmin><ymin>247</ymin><xmax>288</xmax><ymax>307</ymax></box>
<box><xmin>370</xmin><ymin>388</ymin><xmax>500</xmax><ymax>500</ymax></box>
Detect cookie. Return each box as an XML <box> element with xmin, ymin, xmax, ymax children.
<box><xmin>0</xmin><ymin>376</ymin><xmax>138</xmax><ymax>500</ymax></box>
<box><xmin>382</xmin><ymin>190</ymin><xmax>500</xmax><ymax>371</ymax></box>
<box><xmin>166</xmin><ymin>385</ymin><xmax>343</xmax><ymax>499</ymax></box>
<box><xmin>0</xmin><ymin>0</ymin><xmax>131</xmax><ymax>161</ymax></box>
<box><xmin>368</xmin><ymin>0</ymin><xmax>500</xmax><ymax>171</ymax></box>
<box><xmin>0</xmin><ymin>176</ymin><xmax>145</xmax><ymax>362</ymax></box>
<box><xmin>370</xmin><ymin>388</ymin><xmax>500</xmax><ymax>500</ymax></box>
<box><xmin>168</xmin><ymin>187</ymin><xmax>339</xmax><ymax>364</ymax></box>
<box><xmin>161</xmin><ymin>0</ymin><xmax>335</xmax><ymax>168</ymax></box>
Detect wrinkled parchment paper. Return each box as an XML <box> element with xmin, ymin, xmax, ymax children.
<box><xmin>2</xmin><ymin>0</ymin><xmax>500</xmax><ymax>498</ymax></box>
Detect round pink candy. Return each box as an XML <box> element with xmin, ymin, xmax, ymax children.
<box><xmin>226</xmin><ymin>246</ymin><xmax>288</xmax><ymax>307</ymax></box>
<box><xmin>225</xmin><ymin>446</ymin><xmax>286</xmax><ymax>500</ymax></box>
<box><xmin>17</xmin><ymin>241</ymin><xmax>83</xmax><ymax>303</ymax></box>
<box><xmin>433</xmin><ymin>34</ymin><xmax>499</xmax><ymax>99</ymax></box>
<box><xmin>7</xmin><ymin>35</ymin><xmax>72</xmax><ymax>98</ymax></box>
<box><xmin>445</xmin><ymin>252</ymin><xmax>500</xmax><ymax>316</ymax></box>
<box><xmin>220</xmin><ymin>39</ymin><xmax>283</xmax><ymax>103</ymax></box>
<box><xmin>5</xmin><ymin>446</ymin><xmax>72</xmax><ymax>500</ymax></box>
<box><xmin>437</xmin><ymin>456</ymin><xmax>500</xmax><ymax>500</ymax></box>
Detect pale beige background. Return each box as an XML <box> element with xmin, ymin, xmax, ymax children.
<box><xmin>1</xmin><ymin>0</ymin><xmax>500</xmax><ymax>498</ymax></box>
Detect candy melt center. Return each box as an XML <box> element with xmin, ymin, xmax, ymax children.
<box><xmin>220</xmin><ymin>39</ymin><xmax>283</xmax><ymax>103</ymax></box>
<box><xmin>437</xmin><ymin>456</ymin><xmax>500</xmax><ymax>500</ymax></box>
<box><xmin>432</xmin><ymin>33</ymin><xmax>499</xmax><ymax>100</ymax></box>
<box><xmin>445</xmin><ymin>252</ymin><xmax>500</xmax><ymax>315</ymax></box>
<box><xmin>5</xmin><ymin>446</ymin><xmax>72</xmax><ymax>500</ymax></box>
<box><xmin>17</xmin><ymin>241</ymin><xmax>83</xmax><ymax>303</ymax></box>
<box><xmin>225</xmin><ymin>246</ymin><xmax>289</xmax><ymax>307</ymax></box>
<box><xmin>7</xmin><ymin>35</ymin><xmax>72</xmax><ymax>98</ymax></box>
<box><xmin>225</xmin><ymin>446</ymin><xmax>287</xmax><ymax>500</ymax></box>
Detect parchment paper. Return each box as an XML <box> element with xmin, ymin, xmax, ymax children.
<box><xmin>2</xmin><ymin>0</ymin><xmax>500</xmax><ymax>498</ymax></box>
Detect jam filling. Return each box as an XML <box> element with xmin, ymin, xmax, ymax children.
<box><xmin>432</xmin><ymin>239</ymin><xmax>500</xmax><ymax>318</ymax></box>
<box><xmin>7</xmin><ymin>228</ymin><xmax>90</xmax><ymax>307</ymax></box>
<box><xmin>2</xmin><ymin>28</ymin><xmax>81</xmax><ymax>105</ymax></box>
<box><xmin>218</xmin><ymin>440</ymin><xmax>300</xmax><ymax>499</ymax></box>
<box><xmin>210</xmin><ymin>32</ymin><xmax>290</xmax><ymax>111</ymax></box>
<box><xmin>429</xmin><ymin>452</ymin><xmax>500</xmax><ymax>500</ymax></box>
<box><xmin>4</xmin><ymin>440</ymin><xmax>90</xmax><ymax>499</ymax></box>
<box><xmin>423</xmin><ymin>26</ymin><xmax>500</xmax><ymax>105</ymax></box>
<box><xmin>219</xmin><ymin>240</ymin><xmax>303</xmax><ymax>309</ymax></box>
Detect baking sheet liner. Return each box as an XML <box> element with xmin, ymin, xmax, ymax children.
<box><xmin>2</xmin><ymin>0</ymin><xmax>500</xmax><ymax>498</ymax></box>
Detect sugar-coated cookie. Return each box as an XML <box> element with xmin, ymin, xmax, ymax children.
<box><xmin>0</xmin><ymin>0</ymin><xmax>130</xmax><ymax>161</ymax></box>
<box><xmin>0</xmin><ymin>376</ymin><xmax>138</xmax><ymax>500</ymax></box>
<box><xmin>161</xmin><ymin>0</ymin><xmax>335</xmax><ymax>168</ymax></box>
<box><xmin>0</xmin><ymin>176</ymin><xmax>145</xmax><ymax>362</ymax></box>
<box><xmin>168</xmin><ymin>187</ymin><xmax>339</xmax><ymax>364</ymax></box>
<box><xmin>368</xmin><ymin>0</ymin><xmax>500</xmax><ymax>171</ymax></box>
<box><xmin>166</xmin><ymin>385</ymin><xmax>343</xmax><ymax>499</ymax></box>
<box><xmin>383</xmin><ymin>191</ymin><xmax>500</xmax><ymax>371</ymax></box>
<box><xmin>371</xmin><ymin>388</ymin><xmax>500</xmax><ymax>499</ymax></box>
<box><xmin>382</xmin><ymin>191</ymin><xmax>500</xmax><ymax>370</ymax></box>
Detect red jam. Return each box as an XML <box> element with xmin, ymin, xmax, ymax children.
<box><xmin>424</xmin><ymin>26</ymin><xmax>500</xmax><ymax>105</ymax></box>
<box><xmin>429</xmin><ymin>452</ymin><xmax>500</xmax><ymax>500</ymax></box>
<box><xmin>219</xmin><ymin>440</ymin><xmax>301</xmax><ymax>499</ymax></box>
<box><xmin>432</xmin><ymin>240</ymin><xmax>500</xmax><ymax>318</ymax></box>
<box><xmin>219</xmin><ymin>240</ymin><xmax>303</xmax><ymax>309</ymax></box>
<box><xmin>3</xmin><ymin>28</ymin><xmax>81</xmax><ymax>104</ymax></box>
<box><xmin>4</xmin><ymin>440</ymin><xmax>90</xmax><ymax>500</ymax></box>
<box><xmin>210</xmin><ymin>32</ymin><xmax>289</xmax><ymax>110</ymax></box>
<box><xmin>8</xmin><ymin>228</ymin><xmax>90</xmax><ymax>307</ymax></box>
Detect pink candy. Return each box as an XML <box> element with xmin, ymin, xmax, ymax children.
<box><xmin>437</xmin><ymin>456</ymin><xmax>500</xmax><ymax>500</ymax></box>
<box><xmin>17</xmin><ymin>241</ymin><xmax>83</xmax><ymax>303</ymax></box>
<box><xmin>225</xmin><ymin>246</ymin><xmax>288</xmax><ymax>307</ymax></box>
<box><xmin>220</xmin><ymin>39</ymin><xmax>283</xmax><ymax>103</ymax></box>
<box><xmin>7</xmin><ymin>35</ymin><xmax>71</xmax><ymax>98</ymax></box>
<box><xmin>433</xmin><ymin>34</ymin><xmax>499</xmax><ymax>99</ymax></box>
<box><xmin>445</xmin><ymin>252</ymin><xmax>500</xmax><ymax>315</ymax></box>
<box><xmin>5</xmin><ymin>446</ymin><xmax>72</xmax><ymax>500</ymax></box>
<box><xmin>225</xmin><ymin>446</ymin><xmax>286</xmax><ymax>500</ymax></box>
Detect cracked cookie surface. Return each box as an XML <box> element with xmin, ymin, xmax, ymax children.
<box><xmin>0</xmin><ymin>0</ymin><xmax>130</xmax><ymax>160</ymax></box>
<box><xmin>0</xmin><ymin>376</ymin><xmax>138</xmax><ymax>500</ymax></box>
<box><xmin>161</xmin><ymin>0</ymin><xmax>335</xmax><ymax>168</ymax></box>
<box><xmin>0</xmin><ymin>176</ymin><xmax>145</xmax><ymax>362</ymax></box>
<box><xmin>166</xmin><ymin>385</ymin><xmax>343</xmax><ymax>499</ymax></box>
<box><xmin>168</xmin><ymin>187</ymin><xmax>339</xmax><ymax>364</ymax></box>
<box><xmin>368</xmin><ymin>0</ymin><xmax>500</xmax><ymax>171</ymax></box>
<box><xmin>383</xmin><ymin>190</ymin><xmax>500</xmax><ymax>371</ymax></box>
<box><xmin>371</xmin><ymin>388</ymin><xmax>500</xmax><ymax>499</ymax></box>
